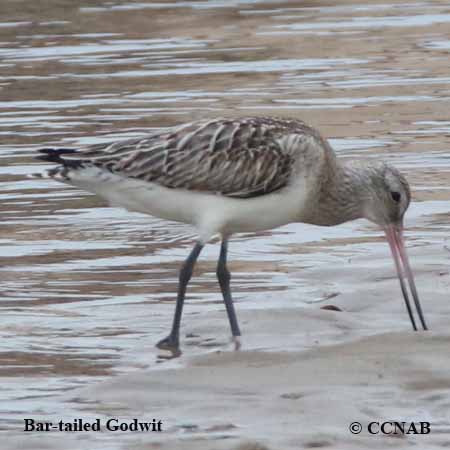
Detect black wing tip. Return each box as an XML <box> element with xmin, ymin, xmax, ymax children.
<box><xmin>37</xmin><ymin>148</ymin><xmax>79</xmax><ymax>164</ymax></box>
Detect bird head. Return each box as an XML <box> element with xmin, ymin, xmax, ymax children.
<box><xmin>360</xmin><ymin>162</ymin><xmax>427</xmax><ymax>331</ymax></box>
<box><xmin>361</xmin><ymin>163</ymin><xmax>411</xmax><ymax>227</ymax></box>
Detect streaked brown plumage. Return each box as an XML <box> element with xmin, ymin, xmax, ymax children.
<box><xmin>47</xmin><ymin>117</ymin><xmax>332</xmax><ymax>198</ymax></box>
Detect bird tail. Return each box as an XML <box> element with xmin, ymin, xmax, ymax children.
<box><xmin>30</xmin><ymin>148</ymin><xmax>82</xmax><ymax>180</ymax></box>
<box><xmin>36</xmin><ymin>148</ymin><xmax>78</xmax><ymax>163</ymax></box>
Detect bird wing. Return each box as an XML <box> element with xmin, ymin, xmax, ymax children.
<box><xmin>45</xmin><ymin>117</ymin><xmax>318</xmax><ymax>198</ymax></box>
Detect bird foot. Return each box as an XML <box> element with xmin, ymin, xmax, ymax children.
<box><xmin>156</xmin><ymin>335</ymin><xmax>181</xmax><ymax>357</ymax></box>
<box><xmin>231</xmin><ymin>335</ymin><xmax>241</xmax><ymax>351</ymax></box>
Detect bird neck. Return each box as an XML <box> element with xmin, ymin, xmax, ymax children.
<box><xmin>302</xmin><ymin>160</ymin><xmax>369</xmax><ymax>226</ymax></box>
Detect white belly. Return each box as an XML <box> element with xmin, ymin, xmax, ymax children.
<box><xmin>67</xmin><ymin>166</ymin><xmax>310</xmax><ymax>242</ymax></box>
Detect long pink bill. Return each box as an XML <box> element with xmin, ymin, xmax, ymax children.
<box><xmin>384</xmin><ymin>224</ymin><xmax>427</xmax><ymax>331</ymax></box>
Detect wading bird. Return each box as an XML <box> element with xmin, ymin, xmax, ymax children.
<box><xmin>36</xmin><ymin>117</ymin><xmax>428</xmax><ymax>352</ymax></box>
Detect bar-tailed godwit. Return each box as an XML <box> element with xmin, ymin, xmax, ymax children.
<box><xmin>36</xmin><ymin>117</ymin><xmax>428</xmax><ymax>352</ymax></box>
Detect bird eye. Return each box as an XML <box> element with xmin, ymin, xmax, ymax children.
<box><xmin>391</xmin><ymin>191</ymin><xmax>401</xmax><ymax>202</ymax></box>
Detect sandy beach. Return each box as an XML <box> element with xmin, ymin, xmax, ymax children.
<box><xmin>62</xmin><ymin>240</ymin><xmax>450</xmax><ymax>449</ymax></box>
<box><xmin>6</xmin><ymin>234</ymin><xmax>450</xmax><ymax>449</ymax></box>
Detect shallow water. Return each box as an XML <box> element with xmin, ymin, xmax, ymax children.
<box><xmin>1</xmin><ymin>0</ymin><xmax>450</xmax><ymax>446</ymax></box>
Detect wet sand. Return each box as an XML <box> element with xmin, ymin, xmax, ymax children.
<box><xmin>6</xmin><ymin>243</ymin><xmax>450</xmax><ymax>449</ymax></box>
<box><xmin>65</xmin><ymin>243</ymin><xmax>450</xmax><ymax>449</ymax></box>
<box><xmin>2</xmin><ymin>0</ymin><xmax>450</xmax><ymax>448</ymax></box>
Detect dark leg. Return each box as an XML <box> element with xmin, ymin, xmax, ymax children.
<box><xmin>157</xmin><ymin>242</ymin><xmax>203</xmax><ymax>351</ymax></box>
<box><xmin>217</xmin><ymin>239</ymin><xmax>241</xmax><ymax>339</ymax></box>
